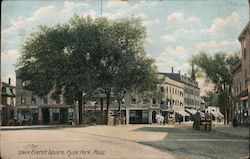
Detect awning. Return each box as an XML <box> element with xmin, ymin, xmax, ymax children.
<box><xmin>211</xmin><ymin>111</ymin><xmax>220</xmax><ymax>118</ymax></box>
<box><xmin>185</xmin><ymin>109</ymin><xmax>197</xmax><ymax>115</ymax></box>
<box><xmin>176</xmin><ymin>110</ymin><xmax>190</xmax><ymax>117</ymax></box>
<box><xmin>199</xmin><ymin>111</ymin><xmax>205</xmax><ymax>118</ymax></box>
<box><xmin>240</xmin><ymin>96</ymin><xmax>248</xmax><ymax>101</ymax></box>
<box><xmin>217</xmin><ymin>111</ymin><xmax>224</xmax><ymax>118</ymax></box>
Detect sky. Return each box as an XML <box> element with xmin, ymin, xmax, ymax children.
<box><xmin>1</xmin><ymin>0</ymin><xmax>249</xmax><ymax>96</ymax></box>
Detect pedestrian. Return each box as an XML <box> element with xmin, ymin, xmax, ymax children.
<box><xmin>178</xmin><ymin>115</ymin><xmax>181</xmax><ymax>124</ymax></box>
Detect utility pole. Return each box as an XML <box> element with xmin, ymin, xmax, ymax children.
<box><xmin>101</xmin><ymin>0</ymin><xmax>103</xmax><ymax>16</ymax></box>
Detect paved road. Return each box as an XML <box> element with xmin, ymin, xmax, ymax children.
<box><xmin>1</xmin><ymin>125</ymin><xmax>249</xmax><ymax>159</ymax></box>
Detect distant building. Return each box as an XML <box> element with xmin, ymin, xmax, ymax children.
<box><xmin>121</xmin><ymin>74</ymin><xmax>185</xmax><ymax>124</ymax></box>
<box><xmin>15</xmin><ymin>67</ymin><xmax>200</xmax><ymax>125</ymax></box>
<box><xmin>159</xmin><ymin>67</ymin><xmax>201</xmax><ymax>110</ymax></box>
<box><xmin>15</xmin><ymin>69</ymin><xmax>75</xmax><ymax>125</ymax></box>
<box><xmin>1</xmin><ymin>78</ymin><xmax>16</xmax><ymax>125</ymax></box>
<box><xmin>232</xmin><ymin>20</ymin><xmax>250</xmax><ymax>124</ymax></box>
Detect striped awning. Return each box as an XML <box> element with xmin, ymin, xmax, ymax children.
<box><xmin>176</xmin><ymin>110</ymin><xmax>190</xmax><ymax>117</ymax></box>
<box><xmin>185</xmin><ymin>109</ymin><xmax>197</xmax><ymax>115</ymax></box>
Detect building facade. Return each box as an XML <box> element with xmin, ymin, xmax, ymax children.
<box><xmin>1</xmin><ymin>79</ymin><xmax>16</xmax><ymax>125</ymax></box>
<box><xmin>232</xmin><ymin>20</ymin><xmax>250</xmax><ymax>124</ymax></box>
<box><xmin>15</xmin><ymin>70</ymin><xmax>75</xmax><ymax>125</ymax></box>
<box><xmin>15</xmin><ymin>69</ymin><xmax>200</xmax><ymax>125</ymax></box>
<box><xmin>159</xmin><ymin>68</ymin><xmax>201</xmax><ymax>110</ymax></box>
<box><xmin>122</xmin><ymin>74</ymin><xmax>185</xmax><ymax>124</ymax></box>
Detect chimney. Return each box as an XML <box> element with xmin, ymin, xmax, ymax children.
<box><xmin>8</xmin><ymin>78</ymin><xmax>11</xmax><ymax>85</ymax></box>
<box><xmin>171</xmin><ymin>67</ymin><xmax>174</xmax><ymax>73</ymax></box>
<box><xmin>178</xmin><ymin>70</ymin><xmax>180</xmax><ymax>75</ymax></box>
<box><xmin>185</xmin><ymin>73</ymin><xmax>186</xmax><ymax>76</ymax></box>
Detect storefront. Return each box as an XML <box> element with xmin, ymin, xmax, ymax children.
<box><xmin>129</xmin><ymin>110</ymin><xmax>148</xmax><ymax>124</ymax></box>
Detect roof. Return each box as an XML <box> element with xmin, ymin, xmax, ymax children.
<box><xmin>83</xmin><ymin>88</ymin><xmax>115</xmax><ymax>99</ymax></box>
<box><xmin>238</xmin><ymin>20</ymin><xmax>250</xmax><ymax>40</ymax></box>
<box><xmin>2</xmin><ymin>82</ymin><xmax>16</xmax><ymax>97</ymax></box>
<box><xmin>159</xmin><ymin>72</ymin><xmax>199</xmax><ymax>88</ymax></box>
<box><xmin>231</xmin><ymin>62</ymin><xmax>241</xmax><ymax>75</ymax></box>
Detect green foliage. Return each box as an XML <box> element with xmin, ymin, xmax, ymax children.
<box><xmin>17</xmin><ymin>15</ymin><xmax>159</xmax><ymax>115</ymax></box>
<box><xmin>192</xmin><ymin>52</ymin><xmax>240</xmax><ymax>124</ymax></box>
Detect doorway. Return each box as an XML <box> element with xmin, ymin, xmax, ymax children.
<box><xmin>60</xmin><ymin>108</ymin><xmax>68</xmax><ymax>124</ymax></box>
<box><xmin>152</xmin><ymin>111</ymin><xmax>157</xmax><ymax>123</ymax></box>
<box><xmin>42</xmin><ymin>108</ymin><xmax>50</xmax><ymax>124</ymax></box>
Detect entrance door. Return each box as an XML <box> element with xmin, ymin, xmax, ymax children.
<box><xmin>152</xmin><ymin>111</ymin><xmax>157</xmax><ymax>123</ymax></box>
<box><xmin>60</xmin><ymin>108</ymin><xmax>68</xmax><ymax>124</ymax></box>
<box><xmin>42</xmin><ymin>108</ymin><xmax>50</xmax><ymax>124</ymax></box>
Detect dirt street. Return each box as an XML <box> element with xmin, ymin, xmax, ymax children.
<box><xmin>1</xmin><ymin>124</ymin><xmax>248</xmax><ymax>159</ymax></box>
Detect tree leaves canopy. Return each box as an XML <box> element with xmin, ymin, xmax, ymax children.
<box><xmin>17</xmin><ymin>15</ymin><xmax>159</xmax><ymax>105</ymax></box>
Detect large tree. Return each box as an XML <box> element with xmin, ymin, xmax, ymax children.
<box><xmin>192</xmin><ymin>52</ymin><xmax>240</xmax><ymax>124</ymax></box>
<box><xmin>17</xmin><ymin>15</ymin><xmax>159</xmax><ymax>124</ymax></box>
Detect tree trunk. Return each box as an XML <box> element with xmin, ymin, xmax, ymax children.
<box><xmin>101</xmin><ymin>98</ymin><xmax>103</xmax><ymax>114</ymax></box>
<box><xmin>78</xmin><ymin>99</ymin><xmax>83</xmax><ymax>125</ymax></box>
<box><xmin>106</xmin><ymin>92</ymin><xmax>111</xmax><ymax>125</ymax></box>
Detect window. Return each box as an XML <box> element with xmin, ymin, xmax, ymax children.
<box><xmin>161</xmin><ymin>87</ymin><xmax>164</xmax><ymax>92</ymax></box>
<box><xmin>244</xmin><ymin>49</ymin><xmax>246</xmax><ymax>60</ymax></box>
<box><xmin>41</xmin><ymin>96</ymin><xmax>48</xmax><ymax>104</ymax></box>
<box><xmin>22</xmin><ymin>81</ymin><xmax>26</xmax><ymax>87</ymax></box>
<box><xmin>129</xmin><ymin>110</ymin><xmax>136</xmax><ymax>122</ymax></box>
<box><xmin>243</xmin><ymin>39</ymin><xmax>246</xmax><ymax>60</ymax></box>
<box><xmin>21</xmin><ymin>95</ymin><xmax>26</xmax><ymax>104</ymax></box>
<box><xmin>32</xmin><ymin>108</ymin><xmax>38</xmax><ymax>113</ymax></box>
<box><xmin>245</xmin><ymin>70</ymin><xmax>247</xmax><ymax>84</ymax></box>
<box><xmin>131</xmin><ymin>97</ymin><xmax>136</xmax><ymax>105</ymax></box>
<box><xmin>142</xmin><ymin>99</ymin><xmax>149</xmax><ymax>104</ymax></box>
<box><xmin>142</xmin><ymin>110</ymin><xmax>148</xmax><ymax>123</ymax></box>
<box><xmin>20</xmin><ymin>109</ymin><xmax>30</xmax><ymax>120</ymax></box>
<box><xmin>31</xmin><ymin>96</ymin><xmax>36</xmax><ymax>104</ymax></box>
<box><xmin>152</xmin><ymin>98</ymin><xmax>157</xmax><ymax>105</ymax></box>
<box><xmin>52</xmin><ymin>108</ymin><xmax>60</xmax><ymax>121</ymax></box>
<box><xmin>56</xmin><ymin>96</ymin><xmax>60</xmax><ymax>104</ymax></box>
<box><xmin>166</xmin><ymin>87</ymin><xmax>168</xmax><ymax>93</ymax></box>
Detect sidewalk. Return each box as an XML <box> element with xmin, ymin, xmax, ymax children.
<box><xmin>0</xmin><ymin>124</ymin><xmax>85</xmax><ymax>131</ymax></box>
<box><xmin>213</xmin><ymin>126</ymin><xmax>249</xmax><ymax>139</ymax></box>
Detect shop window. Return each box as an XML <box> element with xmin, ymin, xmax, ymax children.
<box><xmin>129</xmin><ymin>110</ymin><xmax>136</xmax><ymax>122</ymax></box>
<box><xmin>142</xmin><ymin>110</ymin><xmax>148</xmax><ymax>123</ymax></box>
<box><xmin>52</xmin><ymin>108</ymin><xmax>60</xmax><ymax>121</ymax></box>
<box><xmin>68</xmin><ymin>108</ymin><xmax>74</xmax><ymax>120</ymax></box>
<box><xmin>20</xmin><ymin>109</ymin><xmax>30</xmax><ymax>120</ymax></box>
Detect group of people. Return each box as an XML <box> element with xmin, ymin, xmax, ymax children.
<box><xmin>155</xmin><ymin>114</ymin><xmax>164</xmax><ymax>125</ymax></box>
<box><xmin>193</xmin><ymin>110</ymin><xmax>212</xmax><ymax>130</ymax></box>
